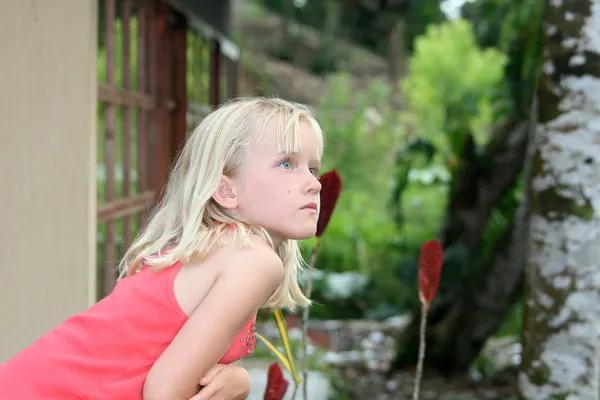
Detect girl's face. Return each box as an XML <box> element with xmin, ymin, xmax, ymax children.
<box><xmin>232</xmin><ymin>119</ymin><xmax>322</xmax><ymax>247</ymax></box>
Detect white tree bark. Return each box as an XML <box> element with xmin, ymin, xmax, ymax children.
<box><xmin>519</xmin><ymin>1</ymin><xmax>600</xmax><ymax>399</ymax></box>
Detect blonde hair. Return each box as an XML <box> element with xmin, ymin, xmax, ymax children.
<box><xmin>118</xmin><ymin>97</ymin><xmax>324</xmax><ymax>310</ymax></box>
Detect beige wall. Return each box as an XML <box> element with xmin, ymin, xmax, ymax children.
<box><xmin>0</xmin><ymin>0</ymin><xmax>97</xmax><ymax>361</ymax></box>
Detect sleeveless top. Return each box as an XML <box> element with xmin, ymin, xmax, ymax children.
<box><xmin>0</xmin><ymin>262</ymin><xmax>257</xmax><ymax>399</ymax></box>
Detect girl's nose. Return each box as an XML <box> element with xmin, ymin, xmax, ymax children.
<box><xmin>307</xmin><ymin>173</ymin><xmax>322</xmax><ymax>194</ymax></box>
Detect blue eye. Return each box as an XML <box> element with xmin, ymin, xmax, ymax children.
<box><xmin>280</xmin><ymin>160</ymin><xmax>292</xmax><ymax>169</ymax></box>
<box><xmin>309</xmin><ymin>168</ymin><xmax>319</xmax><ymax>177</ymax></box>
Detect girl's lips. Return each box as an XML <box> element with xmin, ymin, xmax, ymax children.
<box><xmin>301</xmin><ymin>202</ymin><xmax>318</xmax><ymax>211</ymax></box>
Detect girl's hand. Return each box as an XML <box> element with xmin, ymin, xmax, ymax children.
<box><xmin>189</xmin><ymin>364</ymin><xmax>251</xmax><ymax>400</ymax></box>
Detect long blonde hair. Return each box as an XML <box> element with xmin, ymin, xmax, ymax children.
<box><xmin>118</xmin><ymin>97</ymin><xmax>324</xmax><ymax>310</ymax></box>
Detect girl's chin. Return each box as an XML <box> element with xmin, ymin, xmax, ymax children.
<box><xmin>266</xmin><ymin>223</ymin><xmax>318</xmax><ymax>244</ymax></box>
<box><xmin>288</xmin><ymin>228</ymin><xmax>318</xmax><ymax>241</ymax></box>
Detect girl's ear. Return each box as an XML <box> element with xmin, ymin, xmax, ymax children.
<box><xmin>212</xmin><ymin>176</ymin><xmax>239</xmax><ymax>210</ymax></box>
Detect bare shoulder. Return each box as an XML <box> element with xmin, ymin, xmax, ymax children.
<box><xmin>174</xmin><ymin>234</ymin><xmax>281</xmax><ymax>315</ymax></box>
<box><xmin>213</xmin><ymin>234</ymin><xmax>283</xmax><ymax>285</ymax></box>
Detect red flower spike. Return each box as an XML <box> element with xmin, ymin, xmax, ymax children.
<box><xmin>263</xmin><ymin>362</ymin><xmax>289</xmax><ymax>400</ymax></box>
<box><xmin>418</xmin><ymin>240</ymin><xmax>444</xmax><ymax>304</ymax></box>
<box><xmin>316</xmin><ymin>170</ymin><xmax>343</xmax><ymax>237</ymax></box>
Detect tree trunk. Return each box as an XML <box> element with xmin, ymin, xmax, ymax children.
<box><xmin>519</xmin><ymin>1</ymin><xmax>600</xmax><ymax>398</ymax></box>
<box><xmin>391</xmin><ymin>116</ymin><xmax>531</xmax><ymax>375</ymax></box>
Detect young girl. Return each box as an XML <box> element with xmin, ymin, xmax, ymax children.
<box><xmin>0</xmin><ymin>97</ymin><xmax>324</xmax><ymax>399</ymax></box>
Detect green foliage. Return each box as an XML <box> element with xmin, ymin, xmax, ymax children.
<box><xmin>257</xmin><ymin>0</ymin><xmax>446</xmax><ymax>57</ymax></box>
<box><xmin>300</xmin><ymin>72</ymin><xmax>451</xmax><ymax>319</ymax></box>
<box><xmin>401</xmin><ymin>19</ymin><xmax>508</xmax><ymax>156</ymax></box>
<box><xmin>300</xmin><ymin>20</ymin><xmax>512</xmax><ymax>319</ymax></box>
<box><xmin>257</xmin><ymin>0</ymin><xmax>328</xmax><ymax>30</ymax></box>
<box><xmin>309</xmin><ymin>0</ymin><xmax>342</xmax><ymax>75</ymax></box>
<box><xmin>380</xmin><ymin>19</ymin><xmax>510</xmax><ymax>314</ymax></box>
<box><xmin>462</xmin><ymin>0</ymin><xmax>543</xmax><ymax>114</ymax></box>
<box><xmin>479</xmin><ymin>176</ymin><xmax>523</xmax><ymax>262</ymax></box>
<box><xmin>403</xmin><ymin>0</ymin><xmax>447</xmax><ymax>53</ymax></box>
<box><xmin>306</xmin><ymin>73</ymin><xmax>401</xmax><ymax>275</ymax></box>
<box><xmin>186</xmin><ymin>33</ymin><xmax>211</xmax><ymax>106</ymax></box>
<box><xmin>297</xmin><ymin>74</ymin><xmax>412</xmax><ymax>318</ymax></box>
<box><xmin>496</xmin><ymin>302</ymin><xmax>523</xmax><ymax>337</ymax></box>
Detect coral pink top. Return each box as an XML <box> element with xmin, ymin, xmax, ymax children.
<box><xmin>0</xmin><ymin>262</ymin><xmax>256</xmax><ymax>399</ymax></box>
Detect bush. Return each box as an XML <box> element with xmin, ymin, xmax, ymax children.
<box><xmin>300</xmin><ymin>19</ymin><xmax>509</xmax><ymax>320</ymax></box>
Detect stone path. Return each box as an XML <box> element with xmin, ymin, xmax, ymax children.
<box><xmin>240</xmin><ymin>314</ymin><xmax>520</xmax><ymax>399</ymax></box>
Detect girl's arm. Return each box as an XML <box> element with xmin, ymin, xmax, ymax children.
<box><xmin>143</xmin><ymin>241</ymin><xmax>283</xmax><ymax>400</ymax></box>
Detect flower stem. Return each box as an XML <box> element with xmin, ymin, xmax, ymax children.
<box><xmin>413</xmin><ymin>302</ymin><xmax>429</xmax><ymax>400</ymax></box>
<box><xmin>301</xmin><ymin>239</ymin><xmax>320</xmax><ymax>399</ymax></box>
